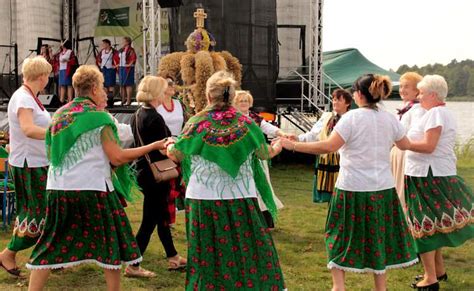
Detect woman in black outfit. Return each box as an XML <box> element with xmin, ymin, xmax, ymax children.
<box><xmin>125</xmin><ymin>76</ymin><xmax>186</xmax><ymax>278</ymax></box>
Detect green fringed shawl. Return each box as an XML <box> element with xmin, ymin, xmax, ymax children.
<box><xmin>46</xmin><ymin>97</ymin><xmax>140</xmax><ymax>201</ymax></box>
<box><xmin>172</xmin><ymin>106</ymin><xmax>277</xmax><ymax>218</ymax></box>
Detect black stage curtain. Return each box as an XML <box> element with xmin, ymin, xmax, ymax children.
<box><xmin>169</xmin><ymin>0</ymin><xmax>278</xmax><ymax>111</ymax></box>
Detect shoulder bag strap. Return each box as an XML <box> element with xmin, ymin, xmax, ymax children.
<box><xmin>134</xmin><ymin>108</ymin><xmax>153</xmax><ymax>165</ymax></box>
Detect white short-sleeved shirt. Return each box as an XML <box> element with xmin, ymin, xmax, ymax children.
<box><xmin>400</xmin><ymin>103</ymin><xmax>427</xmax><ymax>134</ymax></box>
<box><xmin>156</xmin><ymin>100</ymin><xmax>184</xmax><ymax>136</ymax></box>
<box><xmin>334</xmin><ymin>108</ymin><xmax>405</xmax><ymax>191</ymax></box>
<box><xmin>186</xmin><ymin>155</ymin><xmax>257</xmax><ymax>200</ymax></box>
<box><xmin>47</xmin><ymin>127</ymin><xmax>114</xmax><ymax>191</ymax></box>
<box><xmin>405</xmin><ymin>106</ymin><xmax>457</xmax><ymax>177</ymax></box>
<box><xmin>7</xmin><ymin>87</ymin><xmax>51</xmax><ymax>167</ymax></box>
<box><xmin>298</xmin><ymin>112</ymin><xmax>333</xmax><ymax>142</ymax></box>
<box><xmin>100</xmin><ymin>49</ymin><xmax>115</xmax><ymax>69</ymax></box>
<box><xmin>59</xmin><ymin>50</ymin><xmax>72</xmax><ymax>70</ymax></box>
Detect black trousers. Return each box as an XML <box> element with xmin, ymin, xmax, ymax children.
<box><xmin>134</xmin><ymin>174</ymin><xmax>177</xmax><ymax>263</ymax></box>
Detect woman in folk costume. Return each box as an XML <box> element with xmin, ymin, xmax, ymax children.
<box><xmin>278</xmin><ymin>74</ymin><xmax>418</xmax><ymax>291</ymax></box>
<box><xmin>157</xmin><ymin>77</ymin><xmax>189</xmax><ymax>226</ymax></box>
<box><xmin>118</xmin><ymin>36</ymin><xmax>137</xmax><ymax>106</ymax></box>
<box><xmin>58</xmin><ymin>40</ymin><xmax>77</xmax><ymax>103</ymax></box>
<box><xmin>233</xmin><ymin>90</ymin><xmax>284</xmax><ymax>229</ymax></box>
<box><xmin>96</xmin><ymin>39</ymin><xmax>119</xmax><ymax>101</ymax></box>
<box><xmin>390</xmin><ymin>72</ymin><xmax>425</xmax><ymax>212</ymax></box>
<box><xmin>402</xmin><ymin>75</ymin><xmax>473</xmax><ymax>290</ymax></box>
<box><xmin>0</xmin><ymin>57</ymin><xmax>52</xmax><ymax>277</ymax></box>
<box><xmin>289</xmin><ymin>89</ymin><xmax>352</xmax><ymax>203</ymax></box>
<box><xmin>26</xmin><ymin>65</ymin><xmax>168</xmax><ymax>291</ymax></box>
<box><xmin>167</xmin><ymin>71</ymin><xmax>286</xmax><ymax>290</ymax></box>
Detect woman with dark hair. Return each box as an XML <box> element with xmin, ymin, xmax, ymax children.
<box><xmin>278</xmin><ymin>74</ymin><xmax>418</xmax><ymax>291</ymax></box>
<box><xmin>58</xmin><ymin>40</ymin><xmax>76</xmax><ymax>103</ymax></box>
<box><xmin>167</xmin><ymin>71</ymin><xmax>286</xmax><ymax>290</ymax></box>
<box><xmin>119</xmin><ymin>36</ymin><xmax>137</xmax><ymax>106</ymax></box>
<box><xmin>289</xmin><ymin>88</ymin><xmax>352</xmax><ymax>203</ymax></box>
<box><xmin>96</xmin><ymin>39</ymin><xmax>119</xmax><ymax>101</ymax></box>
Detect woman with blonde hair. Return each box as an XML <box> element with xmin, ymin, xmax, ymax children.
<box><xmin>0</xmin><ymin>57</ymin><xmax>52</xmax><ymax>277</ymax></box>
<box><xmin>26</xmin><ymin>65</ymin><xmax>167</xmax><ymax>291</ymax></box>
<box><xmin>390</xmin><ymin>71</ymin><xmax>425</xmax><ymax>211</ymax></box>
<box><xmin>233</xmin><ymin>90</ymin><xmax>284</xmax><ymax>228</ymax></box>
<box><xmin>126</xmin><ymin>76</ymin><xmax>186</xmax><ymax>277</ymax></box>
<box><xmin>278</xmin><ymin>74</ymin><xmax>418</xmax><ymax>291</ymax></box>
<box><xmin>167</xmin><ymin>71</ymin><xmax>286</xmax><ymax>290</ymax></box>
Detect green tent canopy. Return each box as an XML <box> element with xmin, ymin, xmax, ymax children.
<box><xmin>321</xmin><ymin>48</ymin><xmax>400</xmax><ymax>89</ymax></box>
<box><xmin>279</xmin><ymin>48</ymin><xmax>400</xmax><ymax>92</ymax></box>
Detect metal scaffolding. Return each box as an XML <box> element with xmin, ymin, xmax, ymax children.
<box><xmin>142</xmin><ymin>0</ymin><xmax>162</xmax><ymax>76</ymax></box>
<box><xmin>309</xmin><ymin>0</ymin><xmax>327</xmax><ymax>110</ymax></box>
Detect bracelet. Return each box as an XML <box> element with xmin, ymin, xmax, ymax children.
<box><xmin>292</xmin><ymin>142</ymin><xmax>297</xmax><ymax>153</ymax></box>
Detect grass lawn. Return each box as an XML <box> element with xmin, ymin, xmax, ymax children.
<box><xmin>0</xmin><ymin>163</ymin><xmax>473</xmax><ymax>290</ymax></box>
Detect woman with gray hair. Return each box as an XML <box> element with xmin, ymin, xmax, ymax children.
<box><xmin>403</xmin><ymin>75</ymin><xmax>473</xmax><ymax>290</ymax></box>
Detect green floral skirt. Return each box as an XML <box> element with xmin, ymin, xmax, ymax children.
<box><xmin>8</xmin><ymin>165</ymin><xmax>48</xmax><ymax>252</ymax></box>
<box><xmin>26</xmin><ymin>190</ymin><xmax>142</xmax><ymax>270</ymax></box>
<box><xmin>185</xmin><ymin>198</ymin><xmax>285</xmax><ymax>290</ymax></box>
<box><xmin>405</xmin><ymin>172</ymin><xmax>474</xmax><ymax>254</ymax></box>
<box><xmin>325</xmin><ymin>188</ymin><xmax>418</xmax><ymax>274</ymax></box>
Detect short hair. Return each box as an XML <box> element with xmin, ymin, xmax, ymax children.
<box><xmin>72</xmin><ymin>65</ymin><xmax>104</xmax><ymax>96</ymax></box>
<box><xmin>206</xmin><ymin>71</ymin><xmax>237</xmax><ymax>109</ymax></box>
<box><xmin>233</xmin><ymin>90</ymin><xmax>253</xmax><ymax>107</ymax></box>
<box><xmin>102</xmin><ymin>39</ymin><xmax>111</xmax><ymax>46</ymax></box>
<box><xmin>332</xmin><ymin>88</ymin><xmax>352</xmax><ymax>110</ymax></box>
<box><xmin>400</xmin><ymin>72</ymin><xmax>423</xmax><ymax>85</ymax></box>
<box><xmin>62</xmin><ymin>40</ymin><xmax>72</xmax><ymax>50</ymax></box>
<box><xmin>123</xmin><ymin>36</ymin><xmax>132</xmax><ymax>45</ymax></box>
<box><xmin>136</xmin><ymin>76</ymin><xmax>168</xmax><ymax>104</ymax></box>
<box><xmin>22</xmin><ymin>56</ymin><xmax>52</xmax><ymax>81</ymax></box>
<box><xmin>417</xmin><ymin>75</ymin><xmax>448</xmax><ymax>101</ymax></box>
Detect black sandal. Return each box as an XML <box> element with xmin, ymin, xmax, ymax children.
<box><xmin>0</xmin><ymin>261</ymin><xmax>21</xmax><ymax>277</ymax></box>
<box><xmin>410</xmin><ymin>281</ymin><xmax>440</xmax><ymax>290</ymax></box>
<box><xmin>414</xmin><ymin>273</ymin><xmax>447</xmax><ymax>282</ymax></box>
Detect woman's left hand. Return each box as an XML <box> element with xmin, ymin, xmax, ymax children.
<box><xmin>277</xmin><ymin>138</ymin><xmax>296</xmax><ymax>151</ymax></box>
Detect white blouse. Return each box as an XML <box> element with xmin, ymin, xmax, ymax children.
<box><xmin>400</xmin><ymin>103</ymin><xmax>427</xmax><ymax>134</ymax></box>
<box><xmin>298</xmin><ymin>112</ymin><xmax>332</xmax><ymax>142</ymax></box>
<box><xmin>7</xmin><ymin>87</ymin><xmax>51</xmax><ymax>167</ymax></box>
<box><xmin>405</xmin><ymin>106</ymin><xmax>457</xmax><ymax>177</ymax></box>
<box><xmin>186</xmin><ymin>155</ymin><xmax>257</xmax><ymax>200</ymax></box>
<box><xmin>100</xmin><ymin>49</ymin><xmax>115</xmax><ymax>69</ymax></box>
<box><xmin>47</xmin><ymin>127</ymin><xmax>114</xmax><ymax>191</ymax></box>
<box><xmin>59</xmin><ymin>49</ymin><xmax>72</xmax><ymax>70</ymax></box>
<box><xmin>156</xmin><ymin>100</ymin><xmax>184</xmax><ymax>136</ymax></box>
<box><xmin>334</xmin><ymin>108</ymin><xmax>405</xmax><ymax>191</ymax></box>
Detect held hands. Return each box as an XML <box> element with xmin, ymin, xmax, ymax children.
<box><xmin>164</xmin><ymin>137</ymin><xmax>177</xmax><ymax>150</ymax></box>
<box><xmin>272</xmin><ymin>137</ymin><xmax>296</xmax><ymax>151</ymax></box>
<box><xmin>271</xmin><ymin>139</ymin><xmax>282</xmax><ymax>155</ymax></box>
<box><xmin>153</xmin><ymin>138</ymin><xmax>172</xmax><ymax>151</ymax></box>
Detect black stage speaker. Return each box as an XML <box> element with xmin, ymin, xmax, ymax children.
<box><xmin>38</xmin><ymin>94</ymin><xmax>61</xmax><ymax>108</ymax></box>
<box><xmin>158</xmin><ymin>0</ymin><xmax>182</xmax><ymax>8</ymax></box>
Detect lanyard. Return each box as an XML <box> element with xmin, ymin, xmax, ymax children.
<box><xmin>23</xmin><ymin>84</ymin><xmax>45</xmax><ymax>111</ymax></box>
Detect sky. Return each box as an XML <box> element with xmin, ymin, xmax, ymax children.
<box><xmin>322</xmin><ymin>0</ymin><xmax>474</xmax><ymax>71</ymax></box>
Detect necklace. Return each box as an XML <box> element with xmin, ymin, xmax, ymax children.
<box><xmin>23</xmin><ymin>84</ymin><xmax>45</xmax><ymax>111</ymax></box>
<box><xmin>163</xmin><ymin>99</ymin><xmax>174</xmax><ymax>112</ymax></box>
